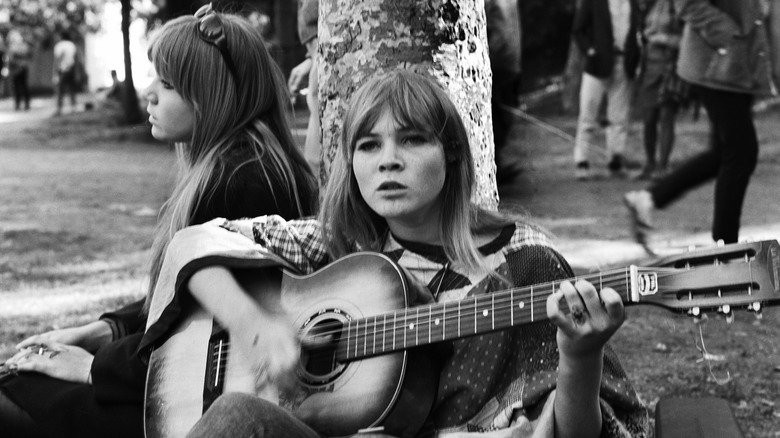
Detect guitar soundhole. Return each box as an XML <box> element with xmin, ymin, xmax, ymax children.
<box><xmin>298</xmin><ymin>312</ymin><xmax>348</xmax><ymax>387</ymax></box>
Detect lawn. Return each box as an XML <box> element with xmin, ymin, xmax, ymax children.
<box><xmin>1</xmin><ymin>103</ymin><xmax>778</xmax><ymax>437</ymax></box>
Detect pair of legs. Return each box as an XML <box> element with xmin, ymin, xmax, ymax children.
<box><xmin>573</xmin><ymin>59</ymin><xmax>633</xmax><ymax>174</ymax></box>
<box><xmin>0</xmin><ymin>391</ymin><xmax>46</xmax><ymax>438</ymax></box>
<box><xmin>187</xmin><ymin>393</ymin><xmax>397</xmax><ymax>438</ymax></box>
<box><xmin>640</xmin><ymin>101</ymin><xmax>678</xmax><ymax>178</ymax></box>
<box><xmin>643</xmin><ymin>86</ymin><xmax>758</xmax><ymax>243</ymax></box>
<box><xmin>12</xmin><ymin>68</ymin><xmax>30</xmax><ymax>111</ymax></box>
<box><xmin>56</xmin><ymin>68</ymin><xmax>78</xmax><ymax>113</ymax></box>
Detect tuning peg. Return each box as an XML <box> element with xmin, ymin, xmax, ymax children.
<box><xmin>688</xmin><ymin>245</ymin><xmax>697</xmax><ymax>252</ymax></box>
<box><xmin>716</xmin><ymin>239</ymin><xmax>725</xmax><ymax>247</ymax></box>
<box><xmin>748</xmin><ymin>302</ymin><xmax>763</xmax><ymax>319</ymax></box>
<box><xmin>719</xmin><ymin>304</ymin><xmax>734</xmax><ymax>324</ymax></box>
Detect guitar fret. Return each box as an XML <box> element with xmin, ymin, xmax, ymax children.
<box><xmin>442</xmin><ymin>302</ymin><xmax>446</xmax><ymax>340</ymax></box>
<box><xmin>428</xmin><ymin>306</ymin><xmax>432</xmax><ymax>344</ymax></box>
<box><xmin>531</xmin><ymin>285</ymin><xmax>534</xmax><ymax>322</ymax></box>
<box><xmin>393</xmin><ymin>312</ymin><xmax>397</xmax><ymax>351</ymax></box>
<box><xmin>382</xmin><ymin>314</ymin><xmax>387</xmax><ymax>352</ymax></box>
<box><xmin>415</xmin><ymin>307</ymin><xmax>420</xmax><ymax>346</ymax></box>
<box><xmin>491</xmin><ymin>294</ymin><xmax>495</xmax><ymax>330</ymax></box>
<box><xmin>510</xmin><ymin>288</ymin><xmax>514</xmax><ymax>326</ymax></box>
<box><xmin>372</xmin><ymin>316</ymin><xmax>377</xmax><ymax>355</ymax></box>
<box><xmin>457</xmin><ymin>300</ymin><xmax>461</xmax><ymax>337</ymax></box>
<box><xmin>355</xmin><ymin>319</ymin><xmax>359</xmax><ymax>358</ymax></box>
<box><xmin>473</xmin><ymin>296</ymin><xmax>478</xmax><ymax>334</ymax></box>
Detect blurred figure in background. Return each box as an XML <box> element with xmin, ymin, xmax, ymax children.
<box><xmin>626</xmin><ymin>0</ymin><xmax>780</xmax><ymax>250</ymax></box>
<box><xmin>7</xmin><ymin>29</ymin><xmax>32</xmax><ymax>111</ymax></box>
<box><xmin>634</xmin><ymin>0</ymin><xmax>688</xmax><ymax>180</ymax></box>
<box><xmin>288</xmin><ymin>0</ymin><xmax>320</xmax><ymax>169</ymax></box>
<box><xmin>486</xmin><ymin>0</ymin><xmax>523</xmax><ymax>184</ymax></box>
<box><xmin>572</xmin><ymin>0</ymin><xmax>642</xmax><ymax>180</ymax></box>
<box><xmin>53</xmin><ymin>30</ymin><xmax>79</xmax><ymax>116</ymax></box>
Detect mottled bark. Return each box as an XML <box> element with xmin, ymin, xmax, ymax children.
<box><xmin>318</xmin><ymin>0</ymin><xmax>498</xmax><ymax>209</ymax></box>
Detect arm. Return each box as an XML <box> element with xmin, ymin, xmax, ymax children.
<box><xmin>674</xmin><ymin>0</ymin><xmax>741</xmax><ymax>47</ymax></box>
<box><xmin>547</xmin><ymin>280</ymin><xmax>625</xmax><ymax>438</ymax></box>
<box><xmin>572</xmin><ymin>0</ymin><xmax>596</xmax><ymax>55</ymax></box>
<box><xmin>187</xmin><ymin>266</ymin><xmax>299</xmax><ymax>391</ymax></box>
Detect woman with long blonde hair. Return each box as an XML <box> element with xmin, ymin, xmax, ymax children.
<box><xmin>0</xmin><ymin>6</ymin><xmax>316</xmax><ymax>438</ymax></box>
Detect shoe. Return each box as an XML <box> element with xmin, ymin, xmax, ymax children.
<box><xmin>608</xmin><ymin>155</ymin><xmax>628</xmax><ymax>178</ymax></box>
<box><xmin>633</xmin><ymin>165</ymin><xmax>655</xmax><ymax>181</ymax></box>
<box><xmin>575</xmin><ymin>161</ymin><xmax>591</xmax><ymax>180</ymax></box>
<box><xmin>624</xmin><ymin>190</ymin><xmax>656</xmax><ymax>255</ymax></box>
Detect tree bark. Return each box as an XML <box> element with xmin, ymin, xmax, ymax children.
<box><xmin>121</xmin><ymin>0</ymin><xmax>143</xmax><ymax>125</ymax></box>
<box><xmin>318</xmin><ymin>0</ymin><xmax>498</xmax><ymax>209</ymax></box>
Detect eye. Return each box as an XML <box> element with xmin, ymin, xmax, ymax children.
<box><xmin>402</xmin><ymin>134</ymin><xmax>429</xmax><ymax>146</ymax></box>
<box><xmin>160</xmin><ymin>79</ymin><xmax>175</xmax><ymax>90</ymax></box>
<box><xmin>355</xmin><ymin>138</ymin><xmax>379</xmax><ymax>152</ymax></box>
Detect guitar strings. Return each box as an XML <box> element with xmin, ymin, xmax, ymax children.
<box><xmin>292</xmin><ymin>269</ymin><xmax>686</xmax><ymax>343</ymax></box>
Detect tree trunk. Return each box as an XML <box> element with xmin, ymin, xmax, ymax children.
<box><xmin>121</xmin><ymin>0</ymin><xmax>143</xmax><ymax>125</ymax></box>
<box><xmin>318</xmin><ymin>0</ymin><xmax>498</xmax><ymax>209</ymax></box>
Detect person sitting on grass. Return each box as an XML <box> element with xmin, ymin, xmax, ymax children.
<box><xmin>0</xmin><ymin>5</ymin><xmax>317</xmax><ymax>438</ymax></box>
<box><xmin>142</xmin><ymin>70</ymin><xmax>648</xmax><ymax>438</ymax></box>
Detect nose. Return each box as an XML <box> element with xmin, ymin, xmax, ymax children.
<box><xmin>378</xmin><ymin>142</ymin><xmax>403</xmax><ymax>172</ymax></box>
<box><xmin>143</xmin><ymin>84</ymin><xmax>156</xmax><ymax>105</ymax></box>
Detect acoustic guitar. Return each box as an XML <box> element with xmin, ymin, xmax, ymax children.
<box><xmin>144</xmin><ymin>239</ymin><xmax>780</xmax><ymax>438</ymax></box>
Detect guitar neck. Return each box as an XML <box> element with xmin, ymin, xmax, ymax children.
<box><xmin>336</xmin><ymin>267</ymin><xmax>639</xmax><ymax>361</ymax></box>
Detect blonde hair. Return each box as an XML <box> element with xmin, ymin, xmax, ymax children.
<box><xmin>144</xmin><ymin>13</ymin><xmax>316</xmax><ymax>310</ymax></box>
<box><xmin>319</xmin><ymin>70</ymin><xmax>512</xmax><ymax>276</ymax></box>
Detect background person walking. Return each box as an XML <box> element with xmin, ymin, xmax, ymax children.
<box><xmin>625</xmin><ymin>0</ymin><xmax>780</xmax><ymax>250</ymax></box>
<box><xmin>53</xmin><ymin>30</ymin><xmax>79</xmax><ymax>116</ymax></box>
<box><xmin>572</xmin><ymin>0</ymin><xmax>642</xmax><ymax>179</ymax></box>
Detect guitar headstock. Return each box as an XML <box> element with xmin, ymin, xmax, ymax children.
<box><xmin>629</xmin><ymin>240</ymin><xmax>780</xmax><ymax>318</ymax></box>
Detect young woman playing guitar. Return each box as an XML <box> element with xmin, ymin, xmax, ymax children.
<box><xmin>145</xmin><ymin>70</ymin><xmax>648</xmax><ymax>438</ymax></box>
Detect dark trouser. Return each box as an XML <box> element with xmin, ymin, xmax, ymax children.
<box><xmin>12</xmin><ymin>68</ymin><xmax>30</xmax><ymax>110</ymax></box>
<box><xmin>0</xmin><ymin>391</ymin><xmax>47</xmax><ymax>438</ymax></box>
<box><xmin>57</xmin><ymin>68</ymin><xmax>78</xmax><ymax>110</ymax></box>
<box><xmin>649</xmin><ymin>86</ymin><xmax>759</xmax><ymax>243</ymax></box>
<box><xmin>493</xmin><ymin>68</ymin><xmax>521</xmax><ymax>182</ymax></box>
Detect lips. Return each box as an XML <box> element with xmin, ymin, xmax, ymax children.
<box><xmin>378</xmin><ymin>181</ymin><xmax>406</xmax><ymax>190</ymax></box>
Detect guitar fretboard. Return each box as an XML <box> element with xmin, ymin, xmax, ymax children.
<box><xmin>337</xmin><ymin>267</ymin><xmax>639</xmax><ymax>361</ymax></box>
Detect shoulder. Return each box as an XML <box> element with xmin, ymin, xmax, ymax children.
<box><xmin>505</xmin><ymin>221</ymin><xmax>556</xmax><ymax>252</ymax></box>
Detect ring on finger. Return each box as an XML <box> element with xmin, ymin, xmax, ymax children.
<box><xmin>570</xmin><ymin>305</ymin><xmax>587</xmax><ymax>325</ymax></box>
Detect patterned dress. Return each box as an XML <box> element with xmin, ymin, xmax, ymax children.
<box><xmin>143</xmin><ymin>216</ymin><xmax>649</xmax><ymax>437</ymax></box>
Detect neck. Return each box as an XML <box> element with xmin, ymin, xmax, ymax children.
<box><xmin>386</xmin><ymin>222</ymin><xmax>442</xmax><ymax>246</ymax></box>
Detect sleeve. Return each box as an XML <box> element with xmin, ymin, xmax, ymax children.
<box><xmin>90</xmin><ymin>332</ymin><xmax>147</xmax><ymax>403</ymax></box>
<box><xmin>138</xmin><ymin>217</ymin><xmax>330</xmax><ymax>353</ymax></box>
<box><xmin>504</xmin><ymin>246</ymin><xmax>649</xmax><ymax>437</ymax></box>
<box><xmin>572</xmin><ymin>0</ymin><xmax>596</xmax><ymax>54</ymax></box>
<box><xmin>674</xmin><ymin>0</ymin><xmax>741</xmax><ymax>47</ymax></box>
<box><xmin>99</xmin><ymin>299</ymin><xmax>147</xmax><ymax>340</ymax></box>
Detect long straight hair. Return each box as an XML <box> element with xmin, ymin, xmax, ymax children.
<box><xmin>319</xmin><ymin>70</ymin><xmax>512</xmax><ymax>276</ymax></box>
<box><xmin>144</xmin><ymin>13</ymin><xmax>316</xmax><ymax>311</ymax></box>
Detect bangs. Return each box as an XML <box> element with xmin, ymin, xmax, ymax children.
<box><xmin>350</xmin><ymin>72</ymin><xmax>447</xmax><ymax>150</ymax></box>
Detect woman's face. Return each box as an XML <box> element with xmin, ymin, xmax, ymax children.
<box><xmin>144</xmin><ymin>70</ymin><xmax>195</xmax><ymax>143</ymax></box>
<box><xmin>352</xmin><ymin>108</ymin><xmax>447</xmax><ymax>239</ymax></box>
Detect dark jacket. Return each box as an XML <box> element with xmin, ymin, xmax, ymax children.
<box><xmin>573</xmin><ymin>0</ymin><xmax>643</xmax><ymax>79</ymax></box>
<box><xmin>0</xmin><ymin>144</ymin><xmax>317</xmax><ymax>438</ymax></box>
<box><xmin>675</xmin><ymin>0</ymin><xmax>779</xmax><ymax>95</ymax></box>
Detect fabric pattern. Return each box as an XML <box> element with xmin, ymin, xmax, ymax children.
<box><xmin>147</xmin><ymin>218</ymin><xmax>649</xmax><ymax>437</ymax></box>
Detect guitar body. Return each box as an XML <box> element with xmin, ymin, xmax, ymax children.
<box><xmin>145</xmin><ymin>253</ymin><xmax>437</xmax><ymax>438</ymax></box>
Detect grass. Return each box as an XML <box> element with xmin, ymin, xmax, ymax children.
<box><xmin>1</xmin><ymin>100</ymin><xmax>778</xmax><ymax>437</ymax></box>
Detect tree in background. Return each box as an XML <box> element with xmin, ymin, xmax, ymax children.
<box><xmin>319</xmin><ymin>0</ymin><xmax>498</xmax><ymax>209</ymax></box>
<box><xmin>0</xmin><ymin>0</ymin><xmax>103</xmax><ymax>45</ymax></box>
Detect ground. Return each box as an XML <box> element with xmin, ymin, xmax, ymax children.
<box><xmin>0</xmin><ymin>94</ymin><xmax>778</xmax><ymax>437</ymax></box>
